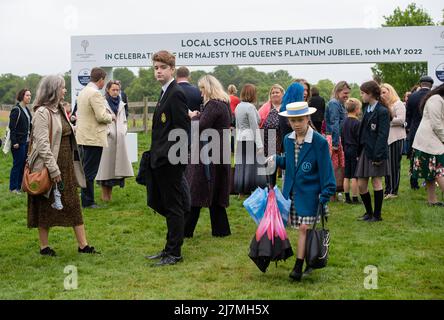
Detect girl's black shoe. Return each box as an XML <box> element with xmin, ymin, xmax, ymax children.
<box><xmin>40</xmin><ymin>247</ymin><xmax>56</xmax><ymax>256</ymax></box>
<box><xmin>289</xmin><ymin>258</ymin><xmax>304</xmax><ymax>281</ymax></box>
<box><xmin>78</xmin><ymin>245</ymin><xmax>100</xmax><ymax>254</ymax></box>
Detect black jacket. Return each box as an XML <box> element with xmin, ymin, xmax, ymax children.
<box><xmin>406</xmin><ymin>87</ymin><xmax>429</xmax><ymax>142</ymax></box>
<box><xmin>150</xmin><ymin>80</ymin><xmax>191</xmax><ymax>169</ymax></box>
<box><xmin>9</xmin><ymin>104</ymin><xmax>32</xmax><ymax>145</ymax></box>
<box><xmin>309</xmin><ymin>95</ymin><xmax>326</xmax><ymax>122</ymax></box>
<box><xmin>358</xmin><ymin>103</ymin><xmax>390</xmax><ymax>162</ymax></box>
<box><xmin>178</xmin><ymin>82</ymin><xmax>203</xmax><ymax>112</ymax></box>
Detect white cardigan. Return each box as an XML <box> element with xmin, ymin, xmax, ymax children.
<box><xmin>412</xmin><ymin>94</ymin><xmax>444</xmax><ymax>155</ymax></box>
<box><xmin>388</xmin><ymin>100</ymin><xmax>406</xmax><ymax>145</ymax></box>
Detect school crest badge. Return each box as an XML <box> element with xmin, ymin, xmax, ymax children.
<box><xmin>302</xmin><ymin>161</ymin><xmax>312</xmax><ymax>173</ymax></box>
<box><xmin>370</xmin><ymin>123</ymin><xmax>377</xmax><ymax>131</ymax></box>
<box><xmin>161</xmin><ymin>113</ymin><xmax>166</xmax><ymax>123</ymax></box>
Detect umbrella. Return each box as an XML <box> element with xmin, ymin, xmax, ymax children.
<box><xmin>248</xmin><ymin>186</ymin><xmax>294</xmax><ymax>273</ymax></box>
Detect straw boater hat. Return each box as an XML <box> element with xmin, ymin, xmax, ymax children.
<box><xmin>278</xmin><ymin>101</ymin><xmax>317</xmax><ymax>118</ymax></box>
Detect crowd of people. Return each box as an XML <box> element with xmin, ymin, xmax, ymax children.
<box><xmin>5</xmin><ymin>49</ymin><xmax>444</xmax><ymax>282</ymax></box>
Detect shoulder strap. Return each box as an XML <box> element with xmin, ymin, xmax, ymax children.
<box><xmin>311</xmin><ymin>203</ymin><xmax>326</xmax><ymax>230</ymax></box>
<box><xmin>311</xmin><ymin>139</ymin><xmax>327</xmax><ymax>230</ymax></box>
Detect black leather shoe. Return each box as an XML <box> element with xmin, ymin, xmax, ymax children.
<box><xmin>358</xmin><ymin>213</ymin><xmax>372</xmax><ymax>221</ymax></box>
<box><xmin>145</xmin><ymin>251</ymin><xmax>167</xmax><ymax>260</ymax></box>
<box><xmin>289</xmin><ymin>269</ymin><xmax>302</xmax><ymax>281</ymax></box>
<box><xmin>78</xmin><ymin>245</ymin><xmax>101</xmax><ymax>254</ymax></box>
<box><xmin>367</xmin><ymin>216</ymin><xmax>383</xmax><ymax>222</ymax></box>
<box><xmin>152</xmin><ymin>254</ymin><xmax>183</xmax><ymax>267</ymax></box>
<box><xmin>40</xmin><ymin>247</ymin><xmax>56</xmax><ymax>256</ymax></box>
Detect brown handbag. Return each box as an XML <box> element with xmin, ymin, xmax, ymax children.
<box><xmin>22</xmin><ymin>109</ymin><xmax>53</xmax><ymax>196</ymax></box>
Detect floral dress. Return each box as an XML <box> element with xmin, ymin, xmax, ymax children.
<box><xmin>411</xmin><ymin>150</ymin><xmax>444</xmax><ymax>181</ymax></box>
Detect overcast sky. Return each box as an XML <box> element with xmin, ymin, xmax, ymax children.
<box><xmin>0</xmin><ymin>0</ymin><xmax>442</xmax><ymax>84</ymax></box>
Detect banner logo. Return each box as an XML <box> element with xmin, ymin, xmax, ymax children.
<box><xmin>78</xmin><ymin>69</ymin><xmax>90</xmax><ymax>86</ymax></box>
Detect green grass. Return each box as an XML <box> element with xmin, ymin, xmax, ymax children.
<box><xmin>0</xmin><ymin>131</ymin><xmax>443</xmax><ymax>299</ymax></box>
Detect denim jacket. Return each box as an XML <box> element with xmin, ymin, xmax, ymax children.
<box><xmin>325</xmin><ymin>98</ymin><xmax>346</xmax><ymax>148</ymax></box>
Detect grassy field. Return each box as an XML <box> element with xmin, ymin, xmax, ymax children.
<box><xmin>0</xmin><ymin>128</ymin><xmax>443</xmax><ymax>300</ymax></box>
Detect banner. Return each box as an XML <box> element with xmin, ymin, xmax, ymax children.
<box><xmin>71</xmin><ymin>26</ymin><xmax>444</xmax><ymax>104</ymax></box>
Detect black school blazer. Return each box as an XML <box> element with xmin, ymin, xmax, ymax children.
<box><xmin>358</xmin><ymin>102</ymin><xmax>390</xmax><ymax>162</ymax></box>
<box><xmin>149</xmin><ymin>80</ymin><xmax>191</xmax><ymax>169</ymax></box>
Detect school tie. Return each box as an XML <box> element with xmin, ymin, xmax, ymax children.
<box><xmin>159</xmin><ymin>89</ymin><xmax>164</xmax><ymax>101</ymax></box>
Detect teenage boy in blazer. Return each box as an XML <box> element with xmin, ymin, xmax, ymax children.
<box><xmin>145</xmin><ymin>50</ymin><xmax>191</xmax><ymax>267</ymax></box>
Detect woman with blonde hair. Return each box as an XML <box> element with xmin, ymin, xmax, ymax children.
<box><xmin>27</xmin><ymin>75</ymin><xmax>99</xmax><ymax>256</ymax></box>
<box><xmin>258</xmin><ymin>84</ymin><xmax>284</xmax><ymax>148</ymax></box>
<box><xmin>258</xmin><ymin>84</ymin><xmax>284</xmax><ymax>185</ymax></box>
<box><xmin>227</xmin><ymin>84</ymin><xmax>240</xmax><ymax>114</ymax></box>
<box><xmin>184</xmin><ymin>75</ymin><xmax>232</xmax><ymax>238</ymax></box>
<box><xmin>380</xmin><ymin>83</ymin><xmax>406</xmax><ymax>199</ymax></box>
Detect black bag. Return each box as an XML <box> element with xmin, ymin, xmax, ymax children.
<box><xmin>305</xmin><ymin>204</ymin><xmax>330</xmax><ymax>269</ymax></box>
<box><xmin>136</xmin><ymin>150</ymin><xmax>151</xmax><ymax>186</ymax></box>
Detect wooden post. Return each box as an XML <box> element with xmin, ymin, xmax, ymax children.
<box><xmin>132</xmin><ymin>104</ymin><xmax>136</xmax><ymax>128</ymax></box>
<box><xmin>143</xmin><ymin>96</ymin><xmax>148</xmax><ymax>134</ymax></box>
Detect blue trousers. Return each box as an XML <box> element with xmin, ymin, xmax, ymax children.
<box><xmin>10</xmin><ymin>143</ymin><xmax>27</xmax><ymax>191</ymax></box>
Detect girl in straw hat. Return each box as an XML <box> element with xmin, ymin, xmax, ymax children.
<box><xmin>268</xmin><ymin>101</ymin><xmax>336</xmax><ymax>281</ymax></box>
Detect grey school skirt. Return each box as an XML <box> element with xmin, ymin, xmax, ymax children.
<box><xmin>355</xmin><ymin>150</ymin><xmax>390</xmax><ymax>178</ymax></box>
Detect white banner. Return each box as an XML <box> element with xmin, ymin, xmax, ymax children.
<box><xmin>71</xmin><ymin>26</ymin><xmax>444</xmax><ymax>103</ymax></box>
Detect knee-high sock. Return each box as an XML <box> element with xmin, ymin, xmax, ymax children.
<box><xmin>360</xmin><ymin>192</ymin><xmax>373</xmax><ymax>215</ymax></box>
<box><xmin>373</xmin><ymin>190</ymin><xmax>384</xmax><ymax>218</ymax></box>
